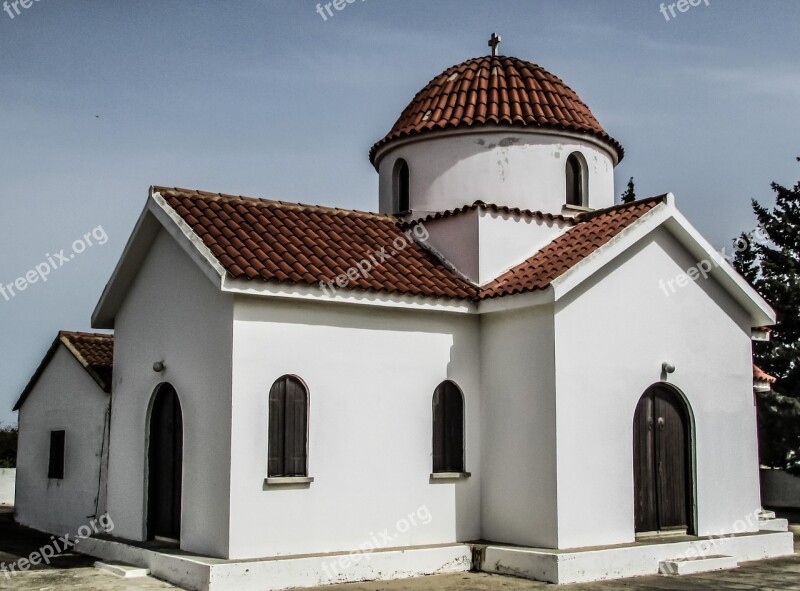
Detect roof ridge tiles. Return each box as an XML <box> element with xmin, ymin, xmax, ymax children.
<box><xmin>404</xmin><ymin>201</ymin><xmax>576</xmax><ymax>227</ymax></box>
<box><xmin>151</xmin><ymin>186</ymin><xmax>397</xmax><ymax>223</ymax></box>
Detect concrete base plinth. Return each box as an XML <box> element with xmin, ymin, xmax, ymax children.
<box><xmin>479</xmin><ymin>531</ymin><xmax>794</xmax><ymax>585</ymax></box>
<box><xmin>76</xmin><ymin>537</ymin><xmax>472</xmax><ymax>591</ymax></box>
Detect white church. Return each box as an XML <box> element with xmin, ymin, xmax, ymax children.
<box><xmin>13</xmin><ymin>38</ymin><xmax>794</xmax><ymax>590</ymax></box>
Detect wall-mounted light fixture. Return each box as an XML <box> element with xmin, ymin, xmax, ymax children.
<box><xmin>662</xmin><ymin>361</ymin><xmax>676</xmax><ymax>374</ymax></box>
<box><xmin>153</xmin><ymin>361</ymin><xmax>166</xmax><ymax>373</ymax></box>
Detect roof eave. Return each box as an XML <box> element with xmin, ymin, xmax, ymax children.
<box><xmin>91</xmin><ymin>187</ymin><xmax>226</xmax><ymax>329</ymax></box>
<box><xmin>550</xmin><ymin>196</ymin><xmax>776</xmax><ymax>328</ymax></box>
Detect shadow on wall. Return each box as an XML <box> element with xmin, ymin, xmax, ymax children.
<box><xmin>761</xmin><ymin>468</ymin><xmax>800</xmax><ymax>511</ymax></box>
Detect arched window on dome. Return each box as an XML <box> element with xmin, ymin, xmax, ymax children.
<box><xmin>565</xmin><ymin>153</ymin><xmax>588</xmax><ymax>207</ymax></box>
<box><xmin>393</xmin><ymin>159</ymin><xmax>410</xmax><ymax>214</ymax></box>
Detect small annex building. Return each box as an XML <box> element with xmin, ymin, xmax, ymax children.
<box><xmin>14</xmin><ymin>331</ymin><xmax>113</xmax><ymax>535</ymax></box>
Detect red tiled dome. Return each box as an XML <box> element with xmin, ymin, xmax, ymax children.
<box><xmin>370</xmin><ymin>55</ymin><xmax>623</xmax><ymax>165</ymax></box>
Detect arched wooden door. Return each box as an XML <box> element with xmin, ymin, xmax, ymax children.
<box><xmin>633</xmin><ymin>384</ymin><xmax>693</xmax><ymax>534</ymax></box>
<box><xmin>147</xmin><ymin>384</ymin><xmax>183</xmax><ymax>541</ymax></box>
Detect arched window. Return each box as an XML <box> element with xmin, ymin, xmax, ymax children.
<box><xmin>432</xmin><ymin>381</ymin><xmax>465</xmax><ymax>473</ymax></box>
<box><xmin>268</xmin><ymin>375</ymin><xmax>309</xmax><ymax>477</ymax></box>
<box><xmin>394</xmin><ymin>159</ymin><xmax>410</xmax><ymax>214</ymax></box>
<box><xmin>565</xmin><ymin>152</ymin><xmax>587</xmax><ymax>207</ymax></box>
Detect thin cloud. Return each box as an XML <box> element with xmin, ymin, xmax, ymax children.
<box><xmin>683</xmin><ymin>64</ymin><xmax>800</xmax><ymax>98</ymax></box>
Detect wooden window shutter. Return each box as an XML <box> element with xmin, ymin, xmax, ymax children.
<box><xmin>48</xmin><ymin>430</ymin><xmax>66</xmax><ymax>479</ymax></box>
<box><xmin>288</xmin><ymin>379</ymin><xmax>308</xmax><ymax>476</ymax></box>
<box><xmin>268</xmin><ymin>378</ymin><xmax>286</xmax><ymax>477</ymax></box>
<box><xmin>433</xmin><ymin>381</ymin><xmax>464</xmax><ymax>473</ymax></box>
<box><xmin>268</xmin><ymin>376</ymin><xmax>308</xmax><ymax>478</ymax></box>
<box><xmin>432</xmin><ymin>387</ymin><xmax>446</xmax><ymax>472</ymax></box>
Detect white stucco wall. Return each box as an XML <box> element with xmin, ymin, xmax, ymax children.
<box><xmin>478</xmin><ymin>210</ymin><xmax>571</xmax><ymax>284</ymax></box>
<box><xmin>0</xmin><ymin>469</ymin><xmax>15</xmax><ymax>506</ymax></box>
<box><xmin>15</xmin><ymin>346</ymin><xmax>109</xmax><ymax>534</ymax></box>
<box><xmin>228</xmin><ymin>296</ymin><xmax>481</xmax><ymax>560</ymax></box>
<box><xmin>378</xmin><ymin>129</ymin><xmax>616</xmax><ymax>217</ymax></box>
<box><xmin>480</xmin><ymin>304</ymin><xmax>559</xmax><ymax>548</ymax></box>
<box><xmin>553</xmin><ymin>229</ymin><xmax>760</xmax><ymax>549</ymax></box>
<box><xmin>105</xmin><ymin>229</ymin><xmax>234</xmax><ymax>557</ymax></box>
<box><xmin>424</xmin><ymin>209</ymin><xmax>572</xmax><ymax>286</ymax></box>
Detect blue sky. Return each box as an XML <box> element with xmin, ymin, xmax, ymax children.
<box><xmin>1</xmin><ymin>1</ymin><xmax>799</xmax><ymax>424</ymax></box>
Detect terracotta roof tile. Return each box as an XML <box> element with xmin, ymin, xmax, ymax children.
<box><xmin>753</xmin><ymin>364</ymin><xmax>777</xmax><ymax>384</ymax></box>
<box><xmin>13</xmin><ymin>331</ymin><xmax>114</xmax><ymax>410</ymax></box>
<box><xmin>406</xmin><ymin>201</ymin><xmax>575</xmax><ymax>226</ymax></box>
<box><xmin>371</xmin><ymin>56</ymin><xmax>623</xmax><ymax>165</ymax></box>
<box><xmin>480</xmin><ymin>197</ymin><xmax>664</xmax><ymax>299</ymax></box>
<box><xmin>155</xmin><ymin>187</ymin><xmax>664</xmax><ymax>305</ymax></box>
<box><xmin>154</xmin><ymin>187</ymin><xmax>475</xmax><ymax>300</ymax></box>
<box><xmin>60</xmin><ymin>331</ymin><xmax>114</xmax><ymax>393</ymax></box>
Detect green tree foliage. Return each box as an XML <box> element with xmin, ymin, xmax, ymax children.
<box><xmin>620</xmin><ymin>177</ymin><xmax>636</xmax><ymax>204</ymax></box>
<box><xmin>734</xmin><ymin>158</ymin><xmax>800</xmax><ymax>474</ymax></box>
<box><xmin>0</xmin><ymin>426</ymin><xmax>17</xmax><ymax>468</ymax></box>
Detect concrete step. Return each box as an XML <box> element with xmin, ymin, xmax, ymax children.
<box><xmin>94</xmin><ymin>561</ymin><xmax>151</xmax><ymax>578</ymax></box>
<box><xmin>759</xmin><ymin>510</ymin><xmax>777</xmax><ymax>520</ymax></box>
<box><xmin>759</xmin><ymin>518</ymin><xmax>790</xmax><ymax>532</ymax></box>
<box><xmin>659</xmin><ymin>554</ymin><xmax>738</xmax><ymax>576</ymax></box>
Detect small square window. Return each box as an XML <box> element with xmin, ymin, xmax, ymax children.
<box><xmin>48</xmin><ymin>430</ymin><xmax>65</xmax><ymax>479</ymax></box>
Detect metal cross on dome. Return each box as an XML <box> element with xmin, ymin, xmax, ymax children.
<box><xmin>488</xmin><ymin>32</ymin><xmax>502</xmax><ymax>57</ymax></box>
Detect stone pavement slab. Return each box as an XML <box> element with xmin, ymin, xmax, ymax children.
<box><xmin>1</xmin><ymin>506</ymin><xmax>799</xmax><ymax>591</ymax></box>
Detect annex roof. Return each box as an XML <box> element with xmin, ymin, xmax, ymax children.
<box><xmin>13</xmin><ymin>331</ymin><xmax>114</xmax><ymax>411</ymax></box>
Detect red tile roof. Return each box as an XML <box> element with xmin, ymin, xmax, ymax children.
<box><xmin>409</xmin><ymin>201</ymin><xmax>575</xmax><ymax>226</ymax></box>
<box><xmin>753</xmin><ymin>364</ymin><xmax>777</xmax><ymax>384</ymax></box>
<box><xmin>14</xmin><ymin>331</ymin><xmax>114</xmax><ymax>410</ymax></box>
<box><xmin>60</xmin><ymin>331</ymin><xmax>114</xmax><ymax>392</ymax></box>
<box><xmin>480</xmin><ymin>197</ymin><xmax>664</xmax><ymax>299</ymax></box>
<box><xmin>155</xmin><ymin>187</ymin><xmax>664</xmax><ymax>304</ymax></box>
<box><xmin>156</xmin><ymin>187</ymin><xmax>475</xmax><ymax>300</ymax></box>
<box><xmin>370</xmin><ymin>56</ymin><xmax>624</xmax><ymax>165</ymax></box>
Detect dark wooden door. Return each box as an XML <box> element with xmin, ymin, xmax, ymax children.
<box><xmin>147</xmin><ymin>385</ymin><xmax>183</xmax><ymax>541</ymax></box>
<box><xmin>633</xmin><ymin>385</ymin><xmax>691</xmax><ymax>534</ymax></box>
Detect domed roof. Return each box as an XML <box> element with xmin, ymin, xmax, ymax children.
<box><xmin>370</xmin><ymin>55</ymin><xmax>623</xmax><ymax>165</ymax></box>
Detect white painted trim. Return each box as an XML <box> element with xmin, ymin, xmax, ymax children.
<box><xmin>551</xmin><ymin>197</ymin><xmax>776</xmax><ymax>327</ymax></box>
<box><xmin>225</xmin><ymin>279</ymin><xmax>477</xmax><ymax>314</ymax></box>
<box><xmin>149</xmin><ymin>191</ymin><xmax>226</xmax><ymax>287</ymax></box>
<box><xmin>562</xmin><ymin>204</ymin><xmax>594</xmax><ymax>215</ymax></box>
<box><xmin>373</xmin><ymin>124</ymin><xmax>621</xmax><ymax>168</ymax></box>
<box><xmin>477</xmin><ymin>287</ymin><xmax>554</xmax><ymax>314</ymax></box>
<box><xmin>91</xmin><ymin>202</ymin><xmax>159</xmax><ymax>328</ymax></box>
<box><xmin>430</xmin><ymin>472</ymin><xmax>471</xmax><ymax>480</ymax></box>
<box><xmin>265</xmin><ymin>477</ymin><xmax>314</xmax><ymax>486</ymax></box>
<box><xmin>552</xmin><ymin>202</ymin><xmax>671</xmax><ymax>299</ymax></box>
<box><xmin>752</xmin><ymin>328</ymin><xmax>772</xmax><ymax>342</ymax></box>
<box><xmin>94</xmin><ymin>189</ymin><xmax>776</xmax><ymax>325</ymax></box>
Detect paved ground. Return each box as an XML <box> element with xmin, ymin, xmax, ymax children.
<box><xmin>0</xmin><ymin>508</ymin><xmax>175</xmax><ymax>590</ymax></box>
<box><xmin>1</xmin><ymin>506</ymin><xmax>799</xmax><ymax>590</ymax></box>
